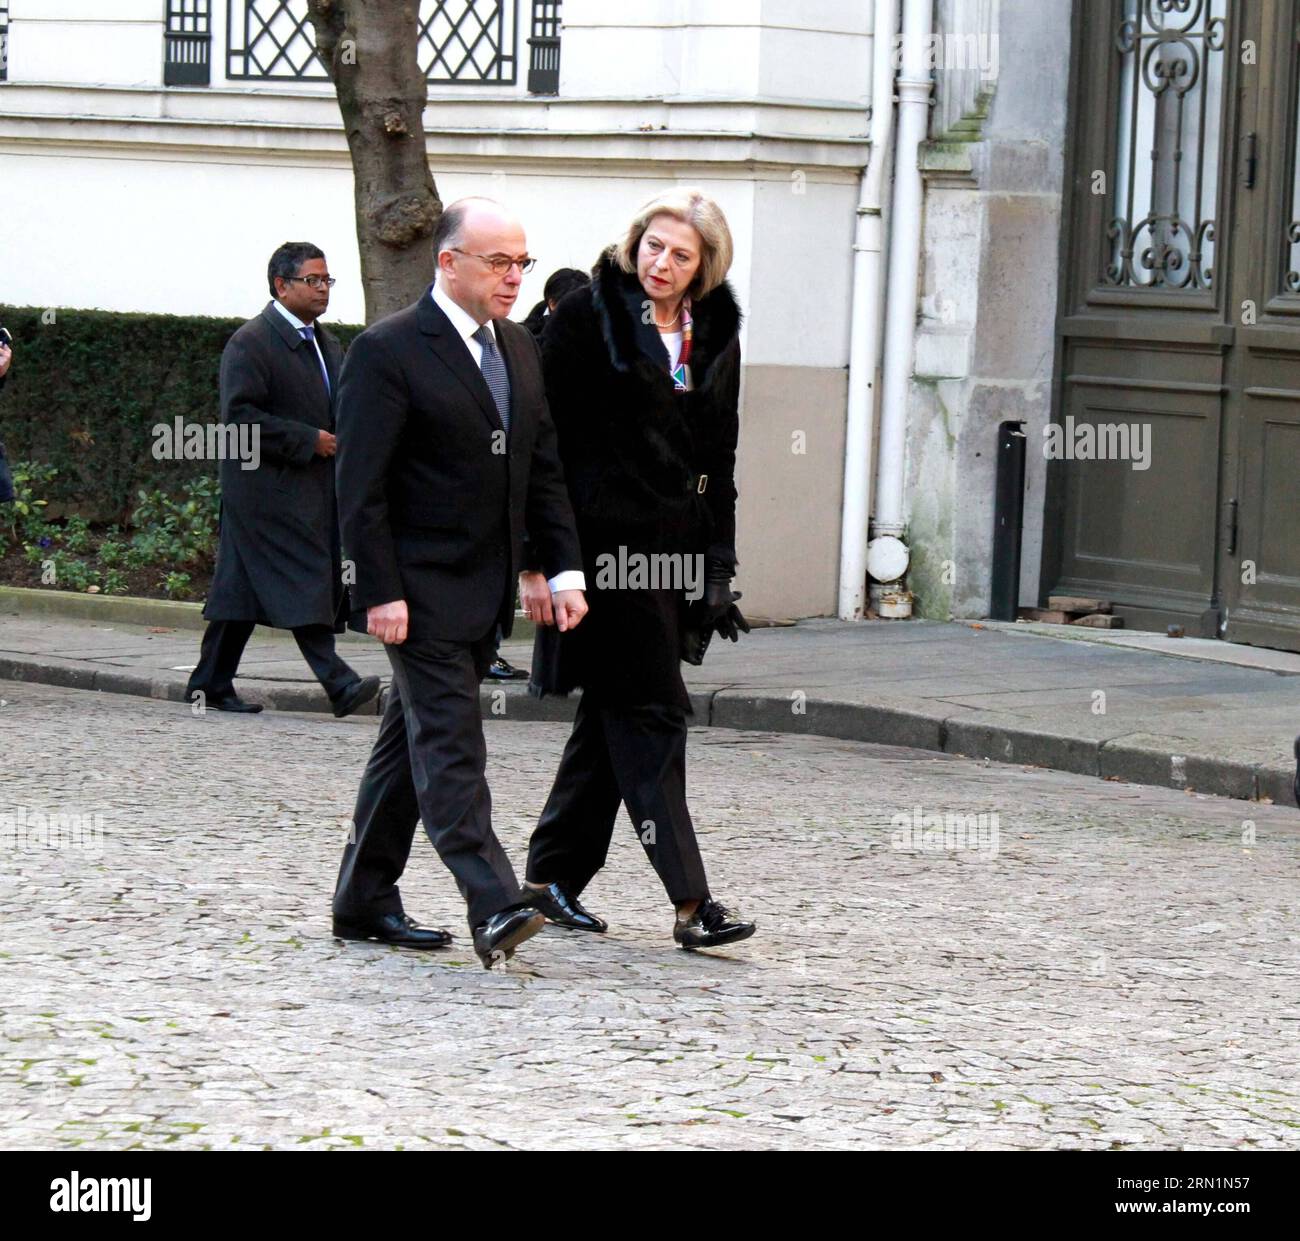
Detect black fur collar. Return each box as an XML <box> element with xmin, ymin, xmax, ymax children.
<box><xmin>590</xmin><ymin>250</ymin><xmax>742</xmax><ymax>378</ymax></box>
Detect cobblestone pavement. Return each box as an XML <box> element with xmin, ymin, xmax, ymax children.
<box><xmin>1</xmin><ymin>679</ymin><xmax>1297</xmax><ymax>1151</ymax></box>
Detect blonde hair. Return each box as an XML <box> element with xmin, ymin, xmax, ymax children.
<box><xmin>613</xmin><ymin>187</ymin><xmax>734</xmax><ymax>298</ymax></box>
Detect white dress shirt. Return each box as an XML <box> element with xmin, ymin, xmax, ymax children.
<box><xmin>430</xmin><ymin>282</ymin><xmax>585</xmax><ymax>597</ymax></box>
<box><xmin>431</xmin><ymin>280</ymin><xmax>496</xmax><ymax>365</ymax></box>
<box><xmin>271</xmin><ymin>298</ymin><xmax>330</xmax><ymax>386</ymax></box>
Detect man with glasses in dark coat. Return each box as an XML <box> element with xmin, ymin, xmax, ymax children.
<box><xmin>331</xmin><ymin>198</ymin><xmax>587</xmax><ymax>969</ymax></box>
<box><xmin>186</xmin><ymin>242</ymin><xmax>379</xmax><ymax>718</ymax></box>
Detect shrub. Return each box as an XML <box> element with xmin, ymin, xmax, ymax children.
<box><xmin>1</xmin><ymin>460</ymin><xmax>221</xmax><ymax>597</ymax></box>
<box><xmin>160</xmin><ymin>571</ymin><xmax>193</xmax><ymax>600</ymax></box>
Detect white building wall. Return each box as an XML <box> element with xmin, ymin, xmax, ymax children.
<box><xmin>562</xmin><ymin>0</ymin><xmax>872</xmax><ymax>104</ymax></box>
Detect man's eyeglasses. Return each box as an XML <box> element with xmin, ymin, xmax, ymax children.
<box><xmin>451</xmin><ymin>250</ymin><xmax>537</xmax><ymax>275</ymax></box>
<box><xmin>286</xmin><ymin>275</ymin><xmax>337</xmax><ymax>289</ymax></box>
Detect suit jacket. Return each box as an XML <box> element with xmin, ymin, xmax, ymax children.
<box><xmin>335</xmin><ymin>286</ymin><xmax>582</xmax><ymax>644</ymax></box>
<box><xmin>204</xmin><ymin>302</ymin><xmax>348</xmax><ymax>629</ymax></box>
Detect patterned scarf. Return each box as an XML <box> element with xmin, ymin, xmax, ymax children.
<box><xmin>672</xmin><ymin>297</ymin><xmax>694</xmax><ymax>391</ymax></box>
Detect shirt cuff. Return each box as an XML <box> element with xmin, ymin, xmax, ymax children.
<box><xmin>547</xmin><ymin>570</ymin><xmax>586</xmax><ymax>594</ymax></box>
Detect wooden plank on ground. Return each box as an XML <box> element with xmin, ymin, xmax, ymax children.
<box><xmin>1071</xmin><ymin>613</ymin><xmax>1124</xmax><ymax>629</ymax></box>
<box><xmin>1048</xmin><ymin>595</ymin><xmax>1112</xmax><ymax>614</ymax></box>
<box><xmin>1019</xmin><ymin>608</ymin><xmax>1072</xmax><ymax>624</ymax></box>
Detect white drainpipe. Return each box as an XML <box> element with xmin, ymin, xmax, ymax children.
<box><xmin>869</xmin><ymin>0</ymin><xmax>934</xmax><ymax>614</ymax></box>
<box><xmin>837</xmin><ymin>0</ymin><xmax>899</xmax><ymax>620</ymax></box>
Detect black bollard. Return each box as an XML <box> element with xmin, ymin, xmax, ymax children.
<box><xmin>990</xmin><ymin>421</ymin><xmax>1026</xmax><ymax>621</ymax></box>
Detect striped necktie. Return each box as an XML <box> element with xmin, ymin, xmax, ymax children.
<box><xmin>472</xmin><ymin>324</ymin><xmax>510</xmax><ymax>434</ymax></box>
<box><xmin>299</xmin><ymin>325</ymin><xmax>330</xmax><ymax>395</ymax></box>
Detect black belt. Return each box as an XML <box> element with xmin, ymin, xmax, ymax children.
<box><xmin>689</xmin><ymin>473</ymin><xmax>708</xmax><ymax>495</ymax></box>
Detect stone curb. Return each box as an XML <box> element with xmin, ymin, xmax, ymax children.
<box><xmin>0</xmin><ymin>585</ymin><xmax>210</xmax><ymax>630</ymax></box>
<box><xmin>704</xmin><ymin>690</ymin><xmax>1295</xmax><ymax>809</ymax></box>
<box><xmin>1</xmin><ymin>653</ymin><xmax>1292</xmax><ymax>809</ymax></box>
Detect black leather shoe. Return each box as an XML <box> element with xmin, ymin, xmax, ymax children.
<box><xmin>524</xmin><ymin>881</ymin><xmax>607</xmax><ymax>932</ymax></box>
<box><xmin>333</xmin><ymin>675</ymin><xmax>382</xmax><ymax>718</ymax></box>
<box><xmin>333</xmin><ymin>912</ymin><xmax>452</xmax><ymax>949</ymax></box>
<box><xmin>1292</xmin><ymin>735</ymin><xmax>1300</xmax><ymax>806</ymax></box>
<box><xmin>203</xmin><ymin>693</ymin><xmax>263</xmax><ymax>714</ymax></box>
<box><xmin>673</xmin><ymin>898</ymin><xmax>756</xmax><ymax>951</ymax></box>
<box><xmin>473</xmin><ymin>907</ymin><xmax>546</xmax><ymax>969</ymax></box>
<box><xmin>486</xmin><ymin>656</ymin><xmax>530</xmax><ymax>681</ymax></box>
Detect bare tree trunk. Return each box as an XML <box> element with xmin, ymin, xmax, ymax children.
<box><xmin>307</xmin><ymin>0</ymin><xmax>441</xmax><ymax>324</ymax></box>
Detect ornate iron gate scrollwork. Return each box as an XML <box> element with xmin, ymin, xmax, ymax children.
<box><xmin>1104</xmin><ymin>0</ymin><xmax>1227</xmax><ymax>291</ymax></box>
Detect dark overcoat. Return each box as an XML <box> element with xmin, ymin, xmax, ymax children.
<box><xmin>0</xmin><ymin>371</ymin><xmax>12</xmax><ymax>504</ymax></box>
<box><xmin>530</xmin><ymin>252</ymin><xmax>743</xmax><ymax>709</ymax></box>
<box><xmin>204</xmin><ymin>303</ymin><xmax>347</xmax><ymax>630</ymax></box>
<box><xmin>334</xmin><ymin>288</ymin><xmax>582</xmax><ymax>645</ymax></box>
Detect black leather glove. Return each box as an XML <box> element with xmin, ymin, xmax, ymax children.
<box><xmin>696</xmin><ymin>561</ymin><xmax>750</xmax><ymax>645</ymax></box>
<box><xmin>681</xmin><ymin>624</ymin><xmax>713</xmax><ymax>666</ymax></box>
<box><xmin>712</xmin><ymin>598</ymin><xmax>751</xmax><ymax>643</ymax></box>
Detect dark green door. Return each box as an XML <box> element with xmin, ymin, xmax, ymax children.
<box><xmin>1049</xmin><ymin>0</ymin><xmax>1300</xmax><ymax>651</ymax></box>
<box><xmin>1221</xmin><ymin>1</ymin><xmax>1300</xmax><ymax>645</ymax></box>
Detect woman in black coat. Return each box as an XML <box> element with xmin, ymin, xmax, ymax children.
<box><xmin>519</xmin><ymin>188</ymin><xmax>755</xmax><ymax>951</ymax></box>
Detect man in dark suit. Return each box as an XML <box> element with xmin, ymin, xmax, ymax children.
<box><xmin>331</xmin><ymin>198</ymin><xmax>587</xmax><ymax>969</ymax></box>
<box><xmin>187</xmin><ymin>242</ymin><xmax>380</xmax><ymax>718</ymax></box>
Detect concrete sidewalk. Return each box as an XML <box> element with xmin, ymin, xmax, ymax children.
<box><xmin>2</xmin><ymin>590</ymin><xmax>1298</xmax><ymax>807</ymax></box>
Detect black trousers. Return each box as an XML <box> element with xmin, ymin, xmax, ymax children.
<box><xmin>186</xmin><ymin>619</ymin><xmax>357</xmax><ymax>704</ymax></box>
<box><xmin>526</xmin><ymin>694</ymin><xmax>709</xmax><ymax>906</ymax></box>
<box><xmin>332</xmin><ymin>632</ymin><xmax>522</xmax><ymax>930</ymax></box>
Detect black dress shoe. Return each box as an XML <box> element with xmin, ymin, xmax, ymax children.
<box><xmin>204</xmin><ymin>693</ymin><xmax>263</xmax><ymax>714</ymax></box>
<box><xmin>333</xmin><ymin>675</ymin><xmax>382</xmax><ymax>718</ymax></box>
<box><xmin>524</xmin><ymin>881</ymin><xmax>607</xmax><ymax>932</ymax></box>
<box><xmin>673</xmin><ymin>898</ymin><xmax>756</xmax><ymax>951</ymax></box>
<box><xmin>472</xmin><ymin>907</ymin><xmax>545</xmax><ymax>969</ymax></box>
<box><xmin>1292</xmin><ymin>735</ymin><xmax>1300</xmax><ymax>807</ymax></box>
<box><xmin>333</xmin><ymin>912</ymin><xmax>452</xmax><ymax>949</ymax></box>
<box><xmin>486</xmin><ymin>656</ymin><xmax>530</xmax><ymax>681</ymax></box>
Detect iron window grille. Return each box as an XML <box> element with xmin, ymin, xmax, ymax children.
<box><xmin>165</xmin><ymin>0</ymin><xmax>213</xmax><ymax>86</ymax></box>
<box><xmin>227</xmin><ymin>0</ymin><xmax>325</xmax><ymax>79</ymax></box>
<box><xmin>226</xmin><ymin>0</ymin><xmax>518</xmax><ymax>84</ymax></box>
<box><xmin>421</xmin><ymin>0</ymin><xmax>516</xmax><ymax>83</ymax></box>
<box><xmin>0</xmin><ymin>3</ymin><xmax>9</xmax><ymax>84</ymax></box>
<box><xmin>526</xmin><ymin>0</ymin><xmax>560</xmax><ymax>94</ymax></box>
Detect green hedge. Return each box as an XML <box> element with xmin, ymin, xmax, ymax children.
<box><xmin>0</xmin><ymin>305</ymin><xmax>363</xmax><ymax>522</ymax></box>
